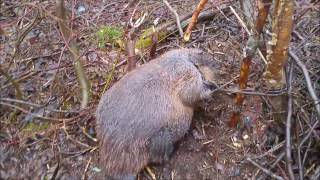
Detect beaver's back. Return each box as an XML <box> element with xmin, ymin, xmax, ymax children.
<box><xmin>96</xmin><ymin>49</ymin><xmax>209</xmax><ymax>178</ymax></box>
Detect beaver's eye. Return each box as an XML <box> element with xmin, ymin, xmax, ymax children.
<box><xmin>203</xmin><ymin>80</ymin><xmax>217</xmax><ymax>90</ymax></box>
<box><xmin>192</xmin><ymin>62</ymin><xmax>200</xmax><ymax>69</ymax></box>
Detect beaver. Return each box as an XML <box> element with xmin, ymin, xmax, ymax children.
<box><xmin>95</xmin><ymin>48</ymin><xmax>218</xmax><ymax>180</ymax></box>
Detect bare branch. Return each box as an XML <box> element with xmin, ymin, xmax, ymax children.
<box><xmin>0</xmin><ymin>66</ymin><xmax>23</xmax><ymax>99</ymax></box>
<box><xmin>218</xmin><ymin>88</ymin><xmax>287</xmax><ymax>96</ymax></box>
<box><xmin>310</xmin><ymin>166</ymin><xmax>320</xmax><ymax>180</ymax></box>
<box><xmin>298</xmin><ymin>120</ymin><xmax>319</xmax><ymax>180</ymax></box>
<box><xmin>289</xmin><ymin>51</ymin><xmax>320</xmax><ymax>118</ymax></box>
<box><xmin>184</xmin><ymin>0</ymin><xmax>208</xmax><ymax>41</ymax></box>
<box><xmin>264</xmin><ymin>0</ymin><xmax>294</xmax><ymax>89</ymax></box>
<box><xmin>7</xmin><ymin>10</ymin><xmax>42</xmax><ymax>70</ymax></box>
<box><xmin>55</xmin><ymin>0</ymin><xmax>90</xmax><ymax>109</ymax></box>
<box><xmin>286</xmin><ymin>62</ymin><xmax>295</xmax><ymax>180</ymax></box>
<box><xmin>0</xmin><ymin>98</ymin><xmax>80</xmax><ymax>113</ymax></box>
<box><xmin>129</xmin><ymin>1</ymin><xmax>146</xmax><ymax>28</ymax></box>
<box><xmin>81</xmin><ymin>157</ymin><xmax>92</xmax><ymax>180</ymax></box>
<box><xmin>229</xmin><ymin>6</ymin><xmax>267</xmax><ymax>64</ymax></box>
<box><xmin>0</xmin><ymin>102</ymin><xmax>70</xmax><ymax>122</ymax></box>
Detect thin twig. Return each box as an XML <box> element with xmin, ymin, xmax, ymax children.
<box><xmin>257</xmin><ymin>152</ymin><xmax>285</xmax><ymax>180</ymax></box>
<box><xmin>81</xmin><ymin>127</ymin><xmax>98</xmax><ymax>142</ymax></box>
<box><xmin>310</xmin><ymin>165</ymin><xmax>320</xmax><ymax>180</ymax></box>
<box><xmin>92</xmin><ymin>3</ymin><xmax>118</xmax><ymax>20</ymax></box>
<box><xmin>0</xmin><ymin>98</ymin><xmax>80</xmax><ymax>113</ymax></box>
<box><xmin>50</xmin><ymin>161</ymin><xmax>60</xmax><ymax>180</ymax></box>
<box><xmin>56</xmin><ymin>0</ymin><xmax>90</xmax><ymax>109</ymax></box>
<box><xmin>218</xmin><ymin>88</ymin><xmax>287</xmax><ymax>96</ymax></box>
<box><xmin>272</xmin><ymin>152</ymin><xmax>286</xmax><ymax>169</ymax></box>
<box><xmin>49</xmin><ymin>44</ymin><xmax>67</xmax><ymax>97</ymax></box>
<box><xmin>81</xmin><ymin>157</ymin><xmax>92</xmax><ymax>180</ymax></box>
<box><xmin>286</xmin><ymin>62</ymin><xmax>295</xmax><ymax>180</ymax></box>
<box><xmin>254</xmin><ymin>141</ymin><xmax>285</xmax><ymax>159</ymax></box>
<box><xmin>19</xmin><ymin>51</ymin><xmax>61</xmax><ymax>63</ymax></box>
<box><xmin>229</xmin><ymin>6</ymin><xmax>250</xmax><ymax>33</ymax></box>
<box><xmin>0</xmin><ymin>66</ymin><xmax>23</xmax><ymax>99</ymax></box>
<box><xmin>247</xmin><ymin>158</ymin><xmax>284</xmax><ymax>180</ymax></box>
<box><xmin>0</xmin><ymin>102</ymin><xmax>73</xmax><ymax>122</ymax></box>
<box><xmin>7</xmin><ymin>10</ymin><xmax>42</xmax><ymax>70</ymax></box>
<box><xmin>102</xmin><ymin>50</ymin><xmax>120</xmax><ymax>93</ymax></box>
<box><xmin>289</xmin><ymin>51</ymin><xmax>320</xmax><ymax>118</ymax></box>
<box><xmin>298</xmin><ymin>120</ymin><xmax>319</xmax><ymax>180</ymax></box>
<box><xmin>211</xmin><ymin>75</ymin><xmax>239</xmax><ymax>93</ymax></box>
<box><xmin>154</xmin><ymin>1</ymin><xmax>231</xmax><ymax>36</ymax></box>
<box><xmin>302</xmin><ymin>138</ymin><xmax>312</xmax><ymax>176</ymax></box>
<box><xmin>0</xmin><ymin>62</ymin><xmax>91</xmax><ymax>90</ymax></box>
<box><xmin>129</xmin><ymin>1</ymin><xmax>146</xmax><ymax>28</ymax></box>
<box><xmin>294</xmin><ymin>100</ymin><xmax>320</xmax><ymax>140</ymax></box>
<box><xmin>163</xmin><ymin>0</ymin><xmax>183</xmax><ymax>37</ymax></box>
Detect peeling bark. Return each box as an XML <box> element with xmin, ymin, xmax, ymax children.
<box><xmin>263</xmin><ymin>0</ymin><xmax>294</xmax><ymax>125</ymax></box>
<box><xmin>229</xmin><ymin>0</ymin><xmax>271</xmax><ymax>127</ymax></box>
<box><xmin>183</xmin><ymin>0</ymin><xmax>208</xmax><ymax>41</ymax></box>
<box><xmin>264</xmin><ymin>0</ymin><xmax>293</xmax><ymax>89</ymax></box>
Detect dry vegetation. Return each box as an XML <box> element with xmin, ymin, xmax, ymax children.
<box><xmin>0</xmin><ymin>0</ymin><xmax>319</xmax><ymax>179</ymax></box>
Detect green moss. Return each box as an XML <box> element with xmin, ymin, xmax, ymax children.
<box><xmin>96</xmin><ymin>26</ymin><xmax>123</xmax><ymax>48</ymax></box>
<box><xmin>135</xmin><ymin>27</ymin><xmax>166</xmax><ymax>50</ymax></box>
<box><xmin>23</xmin><ymin>122</ymin><xmax>50</xmax><ymax>132</ymax></box>
<box><xmin>96</xmin><ymin>26</ymin><xmax>167</xmax><ymax>50</ymax></box>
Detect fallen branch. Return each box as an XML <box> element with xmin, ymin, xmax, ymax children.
<box><xmin>247</xmin><ymin>158</ymin><xmax>284</xmax><ymax>180</ymax></box>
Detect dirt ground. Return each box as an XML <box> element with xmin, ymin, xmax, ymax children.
<box><xmin>1</xmin><ymin>0</ymin><xmax>319</xmax><ymax>180</ymax></box>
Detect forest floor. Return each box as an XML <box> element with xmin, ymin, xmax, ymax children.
<box><xmin>0</xmin><ymin>0</ymin><xmax>319</xmax><ymax>180</ymax></box>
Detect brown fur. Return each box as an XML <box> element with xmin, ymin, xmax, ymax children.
<box><xmin>95</xmin><ymin>48</ymin><xmax>217</xmax><ymax>179</ymax></box>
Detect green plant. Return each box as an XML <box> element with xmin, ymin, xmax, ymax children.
<box><xmin>96</xmin><ymin>26</ymin><xmax>123</xmax><ymax>48</ymax></box>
